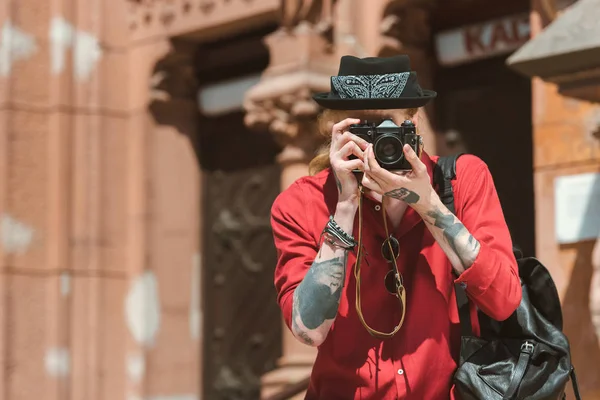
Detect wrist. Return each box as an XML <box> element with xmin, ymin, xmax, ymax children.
<box><xmin>337</xmin><ymin>190</ymin><xmax>359</xmax><ymax>207</ymax></box>
<box><xmin>336</xmin><ymin>200</ymin><xmax>358</xmax><ymax>215</ymax></box>
<box><xmin>412</xmin><ymin>187</ymin><xmax>441</xmax><ymax>215</ymax></box>
<box><xmin>334</xmin><ymin>201</ymin><xmax>358</xmax><ymax>234</ymax></box>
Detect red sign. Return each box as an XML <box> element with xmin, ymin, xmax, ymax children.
<box><xmin>436</xmin><ymin>14</ymin><xmax>530</xmax><ymax>66</ymax></box>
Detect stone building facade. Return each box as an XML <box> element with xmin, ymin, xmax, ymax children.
<box><xmin>0</xmin><ymin>0</ymin><xmax>598</xmax><ymax>399</ymax></box>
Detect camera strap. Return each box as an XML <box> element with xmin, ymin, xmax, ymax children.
<box><xmin>354</xmin><ymin>184</ymin><xmax>406</xmax><ymax>339</ymax></box>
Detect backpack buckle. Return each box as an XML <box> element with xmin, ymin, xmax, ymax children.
<box><xmin>521</xmin><ymin>341</ymin><xmax>535</xmax><ymax>354</ymax></box>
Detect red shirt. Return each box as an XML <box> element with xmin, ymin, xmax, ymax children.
<box><xmin>270</xmin><ymin>153</ymin><xmax>522</xmax><ymax>400</ymax></box>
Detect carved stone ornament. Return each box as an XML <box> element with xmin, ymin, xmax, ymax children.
<box><xmin>149</xmin><ymin>40</ymin><xmax>198</xmax><ymax>103</ymax></box>
<box><xmin>378</xmin><ymin>0</ymin><xmax>435</xmax><ymax>57</ymax></box>
<box><xmin>211</xmin><ymin>172</ymin><xmax>275</xmax><ymax>274</ymax></box>
<box><xmin>127</xmin><ymin>0</ymin><xmax>183</xmax><ymax>32</ymax></box>
<box><xmin>244</xmin><ymin>1</ymin><xmax>339</xmax><ymax>154</ymax></box>
<box><xmin>127</xmin><ymin>0</ymin><xmax>224</xmax><ymax>31</ymax></box>
<box><xmin>244</xmin><ymin>73</ymin><xmax>327</xmax><ymax>141</ymax></box>
<box><xmin>281</xmin><ymin>0</ymin><xmax>335</xmax><ymax>36</ymax></box>
<box><xmin>127</xmin><ymin>0</ymin><xmax>281</xmax><ymax>44</ymax></box>
<box><xmin>377</xmin><ymin>0</ymin><xmax>436</xmax><ymax>101</ymax></box>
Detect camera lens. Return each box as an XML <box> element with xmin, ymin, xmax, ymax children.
<box><xmin>382</xmin><ymin>143</ymin><xmax>396</xmax><ymax>157</ymax></box>
<box><xmin>374</xmin><ymin>134</ymin><xmax>403</xmax><ymax>165</ymax></box>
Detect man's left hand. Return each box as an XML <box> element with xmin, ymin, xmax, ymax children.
<box><xmin>361</xmin><ymin>143</ymin><xmax>436</xmax><ymax>212</ymax></box>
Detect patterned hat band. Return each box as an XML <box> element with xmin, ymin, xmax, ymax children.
<box><xmin>312</xmin><ymin>55</ymin><xmax>435</xmax><ymax>110</ymax></box>
<box><xmin>331</xmin><ymin>72</ymin><xmax>411</xmax><ymax>100</ymax></box>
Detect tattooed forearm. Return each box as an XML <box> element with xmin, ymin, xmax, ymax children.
<box><xmin>384</xmin><ymin>187</ymin><xmax>420</xmax><ymax>204</ymax></box>
<box><xmin>424</xmin><ymin>207</ymin><xmax>481</xmax><ymax>274</ymax></box>
<box><xmin>290</xmin><ymin>204</ymin><xmax>355</xmax><ymax>346</ymax></box>
<box><xmin>292</xmin><ymin>305</ymin><xmax>314</xmax><ymax>345</ymax></box>
<box><xmin>291</xmin><ymin>254</ymin><xmax>347</xmax><ymax>345</ymax></box>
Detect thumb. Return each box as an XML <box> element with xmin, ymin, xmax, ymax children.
<box><xmin>403</xmin><ymin>144</ymin><xmax>426</xmax><ymax>175</ymax></box>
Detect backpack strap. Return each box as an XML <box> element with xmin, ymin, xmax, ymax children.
<box><xmin>434</xmin><ymin>154</ymin><xmax>462</xmax><ymax>215</ymax></box>
<box><xmin>570</xmin><ymin>366</ymin><xmax>582</xmax><ymax>400</ymax></box>
<box><xmin>433</xmin><ymin>154</ymin><xmax>473</xmax><ymax>338</ymax></box>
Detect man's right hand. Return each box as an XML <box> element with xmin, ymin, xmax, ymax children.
<box><xmin>290</xmin><ymin>118</ymin><xmax>367</xmax><ymax>347</ymax></box>
<box><xmin>329</xmin><ymin>118</ymin><xmax>369</xmax><ymax>205</ymax></box>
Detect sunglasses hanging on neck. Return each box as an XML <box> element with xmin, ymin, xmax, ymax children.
<box><xmin>354</xmin><ymin>184</ymin><xmax>407</xmax><ymax>339</ymax></box>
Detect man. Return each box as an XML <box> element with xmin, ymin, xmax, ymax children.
<box><xmin>270</xmin><ymin>55</ymin><xmax>522</xmax><ymax>399</ymax></box>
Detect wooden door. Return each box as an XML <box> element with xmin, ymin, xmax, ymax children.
<box><xmin>200</xmin><ymin>111</ymin><xmax>283</xmax><ymax>400</ymax></box>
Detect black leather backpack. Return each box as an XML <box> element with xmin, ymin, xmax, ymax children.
<box><xmin>434</xmin><ymin>154</ymin><xmax>582</xmax><ymax>400</ymax></box>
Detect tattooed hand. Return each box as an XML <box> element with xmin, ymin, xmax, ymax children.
<box><xmin>329</xmin><ymin>119</ymin><xmax>369</xmax><ymax>205</ymax></box>
<box><xmin>361</xmin><ymin>143</ymin><xmax>434</xmax><ymax>211</ymax></box>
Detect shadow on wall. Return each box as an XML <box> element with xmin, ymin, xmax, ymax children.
<box><xmin>148</xmin><ymin>98</ymin><xmax>202</xmax><ymax>162</ymax></box>
<box><xmin>560</xmin><ymin>168</ymin><xmax>600</xmax><ymax>398</ymax></box>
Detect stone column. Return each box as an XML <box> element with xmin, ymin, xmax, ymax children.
<box><xmin>274</xmin><ymin>117</ymin><xmax>326</xmax><ymax>362</ymax></box>
<box><xmin>245</xmin><ymin>78</ymin><xmax>328</xmax><ymax>400</ymax></box>
<box><xmin>0</xmin><ymin>0</ymin><xmax>133</xmax><ymax>399</ymax></box>
<box><xmin>120</xmin><ymin>36</ymin><xmax>204</xmax><ymax>400</ymax></box>
<box><xmin>144</xmin><ymin>40</ymin><xmax>203</xmax><ymax>400</ymax></box>
<box><xmin>244</xmin><ymin>2</ymin><xmax>338</xmax><ymax>396</ymax></box>
<box><xmin>253</xmin><ymin>127</ymin><xmax>324</xmax><ymax>400</ymax></box>
<box><xmin>260</xmin><ymin>127</ymin><xmax>322</xmax><ymax>399</ymax></box>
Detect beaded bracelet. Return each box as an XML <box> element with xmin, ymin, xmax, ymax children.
<box><xmin>321</xmin><ymin>215</ymin><xmax>357</xmax><ymax>250</ymax></box>
<box><xmin>323</xmin><ymin>231</ymin><xmax>353</xmax><ymax>250</ymax></box>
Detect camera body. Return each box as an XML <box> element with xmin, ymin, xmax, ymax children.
<box><xmin>349</xmin><ymin>119</ymin><xmax>423</xmax><ymax>170</ymax></box>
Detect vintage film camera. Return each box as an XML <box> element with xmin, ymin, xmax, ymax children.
<box><xmin>349</xmin><ymin>119</ymin><xmax>423</xmax><ymax>170</ymax></box>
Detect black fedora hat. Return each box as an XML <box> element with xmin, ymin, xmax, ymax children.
<box><xmin>313</xmin><ymin>55</ymin><xmax>436</xmax><ymax>110</ymax></box>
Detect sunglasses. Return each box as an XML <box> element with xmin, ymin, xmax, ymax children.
<box><xmin>381</xmin><ymin>236</ymin><xmax>400</xmax><ymax>262</ymax></box>
<box><xmin>382</xmin><ymin>236</ymin><xmax>403</xmax><ymax>295</ymax></box>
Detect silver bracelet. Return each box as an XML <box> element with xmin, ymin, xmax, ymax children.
<box><xmin>322</xmin><ymin>215</ymin><xmax>357</xmax><ymax>250</ymax></box>
<box><xmin>323</xmin><ymin>231</ymin><xmax>353</xmax><ymax>250</ymax></box>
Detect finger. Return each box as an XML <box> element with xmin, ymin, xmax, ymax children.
<box><xmin>336</xmin><ymin>131</ymin><xmax>369</xmax><ymax>151</ymax></box>
<box><xmin>331</xmin><ymin>131</ymin><xmax>355</xmax><ymax>153</ymax></box>
<box><xmin>363</xmin><ymin>145</ymin><xmax>371</xmax><ymax>173</ymax></box>
<box><xmin>336</xmin><ymin>141</ymin><xmax>364</xmax><ymax>161</ymax></box>
<box><xmin>364</xmin><ymin>170</ymin><xmax>385</xmax><ymax>187</ymax></box>
<box><xmin>366</xmin><ymin>144</ymin><xmax>383</xmax><ymax>174</ymax></box>
<box><xmin>403</xmin><ymin>144</ymin><xmax>427</xmax><ymax>175</ymax></box>
<box><xmin>361</xmin><ymin>173</ymin><xmax>382</xmax><ymax>192</ymax></box>
<box><xmin>348</xmin><ymin>133</ymin><xmax>369</xmax><ymax>150</ymax></box>
<box><xmin>366</xmin><ymin>146</ymin><xmax>405</xmax><ymax>187</ymax></box>
<box><xmin>332</xmin><ymin>118</ymin><xmax>361</xmax><ymax>138</ymax></box>
<box><xmin>338</xmin><ymin>158</ymin><xmax>364</xmax><ymax>172</ymax></box>
<box><xmin>393</xmin><ymin>170</ymin><xmax>411</xmax><ymax>177</ymax></box>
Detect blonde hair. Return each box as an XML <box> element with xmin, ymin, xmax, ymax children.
<box><xmin>308</xmin><ymin>108</ymin><xmax>419</xmax><ymax>175</ymax></box>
